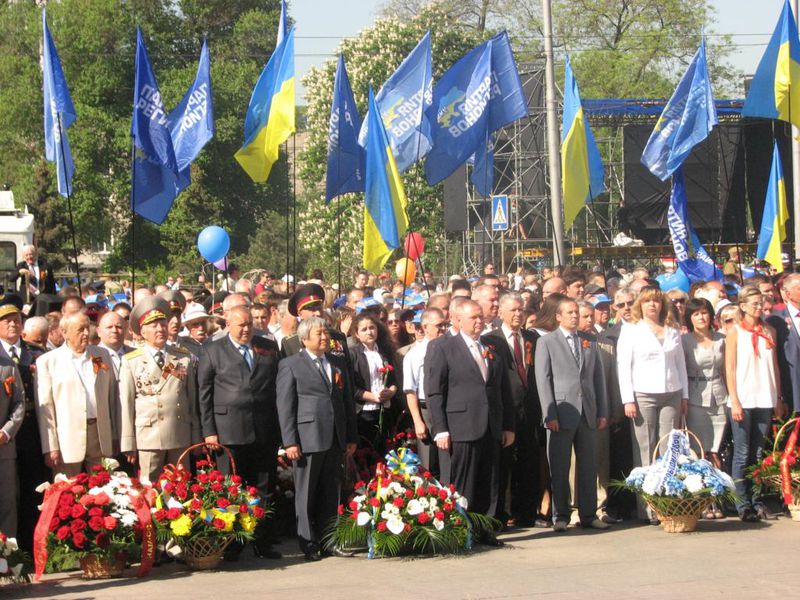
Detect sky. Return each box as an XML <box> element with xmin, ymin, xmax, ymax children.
<box><xmin>290</xmin><ymin>0</ymin><xmax>785</xmax><ymax>102</ymax></box>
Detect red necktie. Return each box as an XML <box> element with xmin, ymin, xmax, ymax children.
<box><xmin>513</xmin><ymin>332</ymin><xmax>527</xmax><ymax>387</ymax></box>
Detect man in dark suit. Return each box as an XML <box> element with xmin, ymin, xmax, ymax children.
<box><xmin>16</xmin><ymin>245</ymin><xmax>56</xmax><ymax>298</ymax></box>
<box><xmin>482</xmin><ymin>292</ymin><xmax>541</xmax><ymax>527</ymax></box>
<box><xmin>198</xmin><ymin>305</ymin><xmax>282</xmax><ymax>560</ymax></box>
<box><xmin>0</xmin><ymin>295</ymin><xmax>47</xmax><ymax>550</ymax></box>
<box><xmin>425</xmin><ymin>299</ymin><xmax>515</xmax><ymax>545</ymax></box>
<box><xmin>767</xmin><ymin>273</ymin><xmax>800</xmax><ymax>415</ymax></box>
<box><xmin>535</xmin><ymin>297</ymin><xmax>609</xmax><ymax>532</ymax></box>
<box><xmin>276</xmin><ymin>316</ymin><xmax>357</xmax><ymax>561</ymax></box>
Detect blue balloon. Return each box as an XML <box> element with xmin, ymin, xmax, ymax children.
<box><xmin>197</xmin><ymin>226</ymin><xmax>230</xmax><ymax>264</ymax></box>
<box><xmin>656</xmin><ymin>269</ymin><xmax>690</xmax><ymax>293</ymax></box>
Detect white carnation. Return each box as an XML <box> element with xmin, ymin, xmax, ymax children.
<box><xmin>684</xmin><ymin>474</ymin><xmax>704</xmax><ymax>494</ymax></box>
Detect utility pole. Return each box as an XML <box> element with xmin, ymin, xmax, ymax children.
<box><xmin>542</xmin><ymin>0</ymin><xmax>565</xmax><ymax>267</ymax></box>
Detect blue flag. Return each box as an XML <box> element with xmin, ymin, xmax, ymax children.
<box><xmin>359</xmin><ymin>32</ymin><xmax>433</xmax><ymax>173</ymax></box>
<box><xmin>168</xmin><ymin>40</ymin><xmax>214</xmax><ymax>174</ymax></box>
<box><xmin>130</xmin><ymin>28</ymin><xmax>188</xmax><ymax>225</ymax></box>
<box><xmin>667</xmin><ymin>167</ymin><xmax>721</xmax><ymax>283</ymax></box>
<box><xmin>470</xmin><ymin>133</ymin><xmax>494</xmax><ymax>198</ymax></box>
<box><xmin>426</xmin><ymin>31</ymin><xmax>526</xmax><ymax>187</ymax></box>
<box><xmin>326</xmin><ymin>55</ymin><xmax>364</xmax><ymax>203</ymax></box>
<box><xmin>641</xmin><ymin>39</ymin><xmax>718</xmax><ymax>181</ymax></box>
<box><xmin>42</xmin><ymin>10</ymin><xmax>76</xmax><ymax>197</ymax></box>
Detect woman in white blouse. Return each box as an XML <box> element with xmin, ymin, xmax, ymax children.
<box><xmin>725</xmin><ymin>286</ymin><xmax>785</xmax><ymax>522</ymax></box>
<box><xmin>617</xmin><ymin>286</ymin><xmax>688</xmax><ymax>523</ymax></box>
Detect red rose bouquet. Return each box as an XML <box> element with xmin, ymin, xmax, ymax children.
<box><xmin>35</xmin><ymin>459</ymin><xmax>154</xmax><ymax>578</ymax></box>
<box><xmin>151</xmin><ymin>453</ymin><xmax>270</xmax><ymax>566</ymax></box>
<box><xmin>327</xmin><ymin>447</ymin><xmax>496</xmax><ymax>558</ymax></box>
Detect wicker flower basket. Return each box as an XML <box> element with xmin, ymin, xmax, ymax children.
<box><xmin>181</xmin><ymin>536</ymin><xmax>234</xmax><ymax>570</ymax></box>
<box><xmin>78</xmin><ymin>555</ymin><xmax>125</xmax><ymax>579</ymax></box>
<box><xmin>648</xmin><ymin>430</ymin><xmax>710</xmax><ymax>534</ymax></box>
<box><xmin>760</xmin><ymin>419</ymin><xmax>800</xmax><ymax>499</ymax></box>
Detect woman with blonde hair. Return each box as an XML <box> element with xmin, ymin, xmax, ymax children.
<box><xmin>725</xmin><ymin>286</ymin><xmax>785</xmax><ymax>521</ymax></box>
<box><xmin>617</xmin><ymin>286</ymin><xmax>689</xmax><ymax>523</ymax></box>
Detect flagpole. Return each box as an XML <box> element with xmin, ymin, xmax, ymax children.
<box><xmin>792</xmin><ymin>0</ymin><xmax>800</xmax><ymax>266</ymax></box>
<box><xmin>715</xmin><ymin>128</ymin><xmax>736</xmax><ymax>280</ymax></box>
<box><xmin>130</xmin><ymin>136</ymin><xmax>136</xmax><ymax>303</ymax></box>
<box><xmin>542</xmin><ymin>0</ymin><xmax>566</xmax><ymax>268</ymax></box>
<box><xmin>55</xmin><ymin>113</ymin><xmax>81</xmax><ymax>287</ymax></box>
<box><xmin>292</xmin><ymin>133</ymin><xmax>297</xmax><ymax>288</ymax></box>
<box><xmin>284</xmin><ymin>141</ymin><xmax>290</xmax><ymax>292</ymax></box>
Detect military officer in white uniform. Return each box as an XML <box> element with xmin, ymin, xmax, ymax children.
<box><xmin>119</xmin><ymin>297</ymin><xmax>199</xmax><ymax>483</ymax></box>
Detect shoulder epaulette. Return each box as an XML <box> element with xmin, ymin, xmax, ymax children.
<box><xmin>124</xmin><ymin>348</ymin><xmax>144</xmax><ymax>360</ymax></box>
<box><xmin>171</xmin><ymin>346</ymin><xmax>190</xmax><ymax>355</ymax></box>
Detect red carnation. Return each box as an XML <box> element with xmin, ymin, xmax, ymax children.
<box><xmin>354</xmin><ymin>480</ymin><xmax>365</xmax><ymax>489</ymax></box>
<box><xmin>74</xmin><ymin>473</ymin><xmax>89</xmax><ymax>484</ymax></box>
<box><xmin>788</xmin><ymin>454</ymin><xmax>797</xmax><ymax>466</ymax></box>
<box><xmin>404</xmin><ymin>490</ymin><xmax>414</xmax><ymax>499</ymax></box>
<box><xmin>238</xmin><ymin>504</ymin><xmax>248</xmax><ymax>514</ymax></box>
<box><xmin>197</xmin><ymin>473</ymin><xmax>210</xmax><ymax>484</ymax></box>
<box><xmin>88</xmin><ymin>516</ymin><xmax>105</xmax><ymax>531</ymax></box>
<box><xmin>196</xmin><ymin>459</ymin><xmax>208</xmax><ymax>468</ymax></box>
<box><xmin>163</xmin><ymin>482</ymin><xmax>175</xmax><ymax>493</ymax></box>
<box><xmin>435</xmin><ymin>510</ymin><xmax>445</xmax><ymax>521</ymax></box>
<box><xmin>209</xmin><ymin>470</ymin><xmax>223</xmax><ymax>481</ymax></box>
<box><xmin>95</xmin><ymin>532</ymin><xmax>110</xmax><ymax>549</ymax></box>
<box><xmin>763</xmin><ymin>455</ymin><xmax>774</xmax><ymax>466</ymax></box>
<box><xmin>72</xmin><ymin>531</ymin><xmax>87</xmax><ymax>549</ymax></box>
<box><xmin>49</xmin><ymin>517</ymin><xmax>60</xmax><ymax>532</ymax></box>
<box><xmin>167</xmin><ymin>507</ymin><xmax>182</xmax><ymax>520</ymax></box>
<box><xmin>348</xmin><ymin>501</ymin><xmax>358</xmax><ymax>511</ymax></box>
<box><xmin>70</xmin><ymin>519</ymin><xmax>87</xmax><ymax>533</ymax></box>
<box><xmin>438</xmin><ymin>489</ymin><xmax>448</xmax><ymax>500</ymax></box>
<box><xmin>228</xmin><ymin>485</ymin><xmax>239</xmax><ymax>496</ymax></box>
<box><xmin>154</xmin><ymin>509</ymin><xmax>168</xmax><ymax>521</ymax></box>
<box><xmin>91</xmin><ymin>464</ymin><xmax>104</xmax><ymax>473</ymax></box>
<box><xmin>448</xmin><ymin>484</ymin><xmax>456</xmax><ymax>492</ymax></box>
<box><xmin>443</xmin><ymin>502</ymin><xmax>453</xmax><ymax>512</ymax></box>
<box><xmin>212</xmin><ymin>518</ymin><xmax>226</xmax><ymax>530</ymax></box>
<box><xmin>377</xmin><ymin>521</ymin><xmax>387</xmax><ymax>531</ymax></box>
<box><xmin>88</xmin><ymin>507</ymin><xmax>104</xmax><ymax>517</ymax></box>
<box><xmin>104</xmin><ymin>516</ymin><xmax>118</xmax><ymax>530</ymax></box>
<box><xmin>210</xmin><ymin>482</ymin><xmax>223</xmax><ymax>493</ymax></box>
<box><xmin>190</xmin><ymin>499</ymin><xmax>203</xmax><ymax>511</ymax></box>
<box><xmin>338</xmin><ymin>504</ymin><xmax>344</xmax><ymax>515</ymax></box>
<box><xmin>231</xmin><ymin>475</ymin><xmax>242</xmax><ymax>485</ymax></box>
<box><xmin>58</xmin><ymin>493</ymin><xmax>75</xmax><ymax>507</ymax></box>
<box><xmin>422</xmin><ymin>471</ymin><xmax>432</xmax><ymax>479</ymax></box>
<box><xmin>417</xmin><ymin>513</ymin><xmax>430</xmax><ymax>525</ymax></box>
<box><xmin>392</xmin><ymin>497</ymin><xmax>405</xmax><ymax>508</ymax></box>
<box><xmin>417</xmin><ymin>488</ymin><xmax>427</xmax><ymax>497</ymax></box>
<box><xmin>247</xmin><ymin>486</ymin><xmax>258</xmax><ymax>496</ymax></box>
<box><xmin>404</xmin><ymin>523</ymin><xmax>412</xmax><ymax>532</ymax></box>
<box><xmin>56</xmin><ymin>525</ymin><xmax>71</xmax><ymax>541</ymax></box>
<box><xmin>216</xmin><ymin>498</ymin><xmax>230</xmax><ymax>509</ymax></box>
<box><xmin>71</xmin><ymin>484</ymin><xmax>86</xmax><ymax>495</ymax></box>
<box><xmin>253</xmin><ymin>506</ymin><xmax>265</xmax><ymax>519</ymax></box>
<box><xmin>79</xmin><ymin>494</ymin><xmax>94</xmax><ymax>507</ymax></box>
<box><xmin>190</xmin><ymin>484</ymin><xmax>205</xmax><ymax>494</ymax></box>
<box><xmin>369</xmin><ymin>497</ymin><xmax>381</xmax><ymax>507</ymax></box>
<box><xmin>175</xmin><ymin>484</ymin><xmax>188</xmax><ymax>500</ymax></box>
<box><xmin>427</xmin><ymin>486</ymin><xmax>438</xmax><ymax>496</ymax></box>
<box><xmin>350</xmin><ymin>511</ymin><xmax>358</xmax><ymax>520</ymax></box>
<box><xmin>455</xmin><ymin>518</ymin><xmax>462</xmax><ymax>525</ymax></box>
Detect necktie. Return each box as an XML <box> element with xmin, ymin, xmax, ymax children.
<box><xmin>512</xmin><ymin>332</ymin><xmax>526</xmax><ymax>387</ymax></box>
<box><xmin>470</xmin><ymin>342</ymin><xmax>488</xmax><ymax>381</ymax></box>
<box><xmin>315</xmin><ymin>357</ymin><xmax>331</xmax><ymax>390</ymax></box>
<box><xmin>569</xmin><ymin>334</ymin><xmax>581</xmax><ymax>368</ymax></box>
<box><xmin>240</xmin><ymin>345</ymin><xmax>253</xmax><ymax>370</ymax></box>
<box><xmin>154</xmin><ymin>351</ymin><xmax>165</xmax><ymax>369</ymax></box>
<box><xmin>9</xmin><ymin>346</ymin><xmax>19</xmax><ymax>365</ymax></box>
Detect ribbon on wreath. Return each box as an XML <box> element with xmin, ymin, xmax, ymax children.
<box><xmin>131</xmin><ymin>488</ymin><xmax>156</xmax><ymax>577</ymax></box>
<box><xmin>33</xmin><ymin>479</ymin><xmax>72</xmax><ymax>580</ymax></box>
<box><xmin>779</xmin><ymin>418</ymin><xmax>800</xmax><ymax>506</ymax></box>
<box><xmin>385</xmin><ymin>447</ymin><xmax>420</xmax><ymax>479</ymax></box>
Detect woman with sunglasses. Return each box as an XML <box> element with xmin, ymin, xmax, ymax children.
<box><xmin>617</xmin><ymin>286</ymin><xmax>688</xmax><ymax>524</ymax></box>
<box><xmin>725</xmin><ymin>286</ymin><xmax>785</xmax><ymax>522</ymax></box>
<box><xmin>681</xmin><ymin>298</ymin><xmax>727</xmax><ymax>519</ymax></box>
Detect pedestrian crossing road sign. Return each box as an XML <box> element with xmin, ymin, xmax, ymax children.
<box><xmin>492</xmin><ymin>195</ymin><xmax>509</xmax><ymax>231</ymax></box>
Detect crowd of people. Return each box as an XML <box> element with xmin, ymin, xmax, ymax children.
<box><xmin>0</xmin><ymin>252</ymin><xmax>796</xmax><ymax>564</ymax></box>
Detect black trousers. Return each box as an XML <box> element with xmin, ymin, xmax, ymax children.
<box><xmin>508</xmin><ymin>413</ymin><xmax>541</xmax><ymax>522</ymax></box>
<box><xmin>293</xmin><ymin>446</ymin><xmax>344</xmax><ymax>548</ymax></box>
<box><xmin>15</xmin><ymin>412</ymin><xmax>51</xmax><ymax>552</ymax></box>
<box><xmin>449</xmin><ymin>430</ymin><xmax>500</xmax><ymax>516</ymax></box>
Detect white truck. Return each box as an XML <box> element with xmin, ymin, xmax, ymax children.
<box><xmin>0</xmin><ymin>190</ymin><xmax>35</xmax><ymax>293</ymax></box>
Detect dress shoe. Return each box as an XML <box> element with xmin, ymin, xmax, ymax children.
<box><xmin>552</xmin><ymin>521</ymin><xmax>568</xmax><ymax>532</ymax></box>
<box><xmin>322</xmin><ymin>546</ymin><xmax>354</xmax><ymax>558</ymax></box>
<box><xmin>479</xmin><ymin>531</ymin><xmax>504</xmax><ymax>547</ymax></box>
<box><xmin>755</xmin><ymin>506</ymin><xmax>775</xmax><ymax>521</ymax></box>
<box><xmin>303</xmin><ymin>551</ymin><xmax>322</xmax><ymax>562</ymax></box>
<box><xmin>534</xmin><ymin>518</ymin><xmax>551</xmax><ymax>528</ymax></box>
<box><xmin>253</xmin><ymin>544</ymin><xmax>282</xmax><ymax>559</ymax></box>
<box><xmin>300</xmin><ymin>541</ymin><xmax>321</xmax><ymax>561</ymax></box>
<box><xmin>600</xmin><ymin>512</ymin><xmax>621</xmax><ymax>524</ymax></box>
<box><xmin>581</xmin><ymin>518</ymin><xmax>610</xmax><ymax>530</ymax></box>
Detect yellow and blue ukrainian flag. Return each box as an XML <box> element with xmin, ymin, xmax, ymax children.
<box><xmin>743</xmin><ymin>0</ymin><xmax>800</xmax><ymax>127</ymax></box>
<box><xmin>363</xmin><ymin>86</ymin><xmax>409</xmax><ymax>273</ymax></box>
<box><xmin>561</xmin><ymin>56</ymin><xmax>604</xmax><ymax>229</ymax></box>
<box><xmin>756</xmin><ymin>143</ymin><xmax>789</xmax><ymax>272</ymax></box>
<box><xmin>235</xmin><ymin>6</ymin><xmax>295</xmax><ymax>183</ymax></box>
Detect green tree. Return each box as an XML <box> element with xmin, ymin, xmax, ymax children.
<box><xmin>298</xmin><ymin>6</ymin><xmax>486</xmax><ymax>278</ymax></box>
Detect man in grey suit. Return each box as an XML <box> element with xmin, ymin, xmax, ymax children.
<box><xmin>535</xmin><ymin>297</ymin><xmax>609</xmax><ymax>532</ymax></box>
<box><xmin>0</xmin><ymin>351</ymin><xmax>24</xmax><ymax>537</ymax></box>
<box><xmin>276</xmin><ymin>317</ymin><xmax>357</xmax><ymax>561</ymax></box>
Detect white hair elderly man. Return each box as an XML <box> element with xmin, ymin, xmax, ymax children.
<box><xmin>22</xmin><ymin>316</ymin><xmax>50</xmax><ymax>349</ymax></box>
<box><xmin>16</xmin><ymin>244</ymin><xmax>55</xmax><ymax>297</ymax></box>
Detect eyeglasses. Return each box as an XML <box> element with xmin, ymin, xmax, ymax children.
<box><xmin>723</xmin><ymin>318</ymin><xmax>735</xmax><ymax>324</ymax></box>
<box><xmin>387</xmin><ymin>319</ymin><xmax>400</xmax><ymax>324</ymax></box>
<box><xmin>743</xmin><ymin>302</ymin><xmax>763</xmax><ymax>308</ymax></box>
<box><xmin>671</xmin><ymin>299</ymin><xmax>686</xmax><ymax>305</ymax></box>
<box><xmin>615</xmin><ymin>301</ymin><xmax>634</xmax><ymax>308</ymax></box>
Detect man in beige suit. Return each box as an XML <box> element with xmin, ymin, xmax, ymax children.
<box><xmin>36</xmin><ymin>312</ymin><xmax>118</xmax><ymax>477</ymax></box>
<box><xmin>119</xmin><ymin>297</ymin><xmax>199</xmax><ymax>483</ymax></box>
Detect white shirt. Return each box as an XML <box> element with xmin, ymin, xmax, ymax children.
<box><xmin>0</xmin><ymin>339</ymin><xmax>22</xmax><ymax>361</ymax></box>
<box><xmin>144</xmin><ymin>344</ymin><xmax>168</xmax><ymax>367</ymax></box>
<box><xmin>70</xmin><ymin>350</ymin><xmax>98</xmax><ymax>419</ymax></box>
<box><xmin>362</xmin><ymin>345</ymin><xmax>385</xmax><ymax>411</ymax></box>
<box><xmin>616</xmin><ymin>321</ymin><xmax>689</xmax><ymax>405</ymax></box>
<box><xmin>402</xmin><ymin>339</ymin><xmax>429</xmax><ymax>399</ymax></box>
<box><xmin>501</xmin><ymin>324</ymin><xmax>525</xmax><ymax>368</ymax></box>
<box><xmin>304</xmin><ymin>348</ymin><xmax>331</xmax><ymax>382</ymax></box>
<box><xmin>98</xmin><ymin>342</ymin><xmax>125</xmax><ymax>375</ymax></box>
